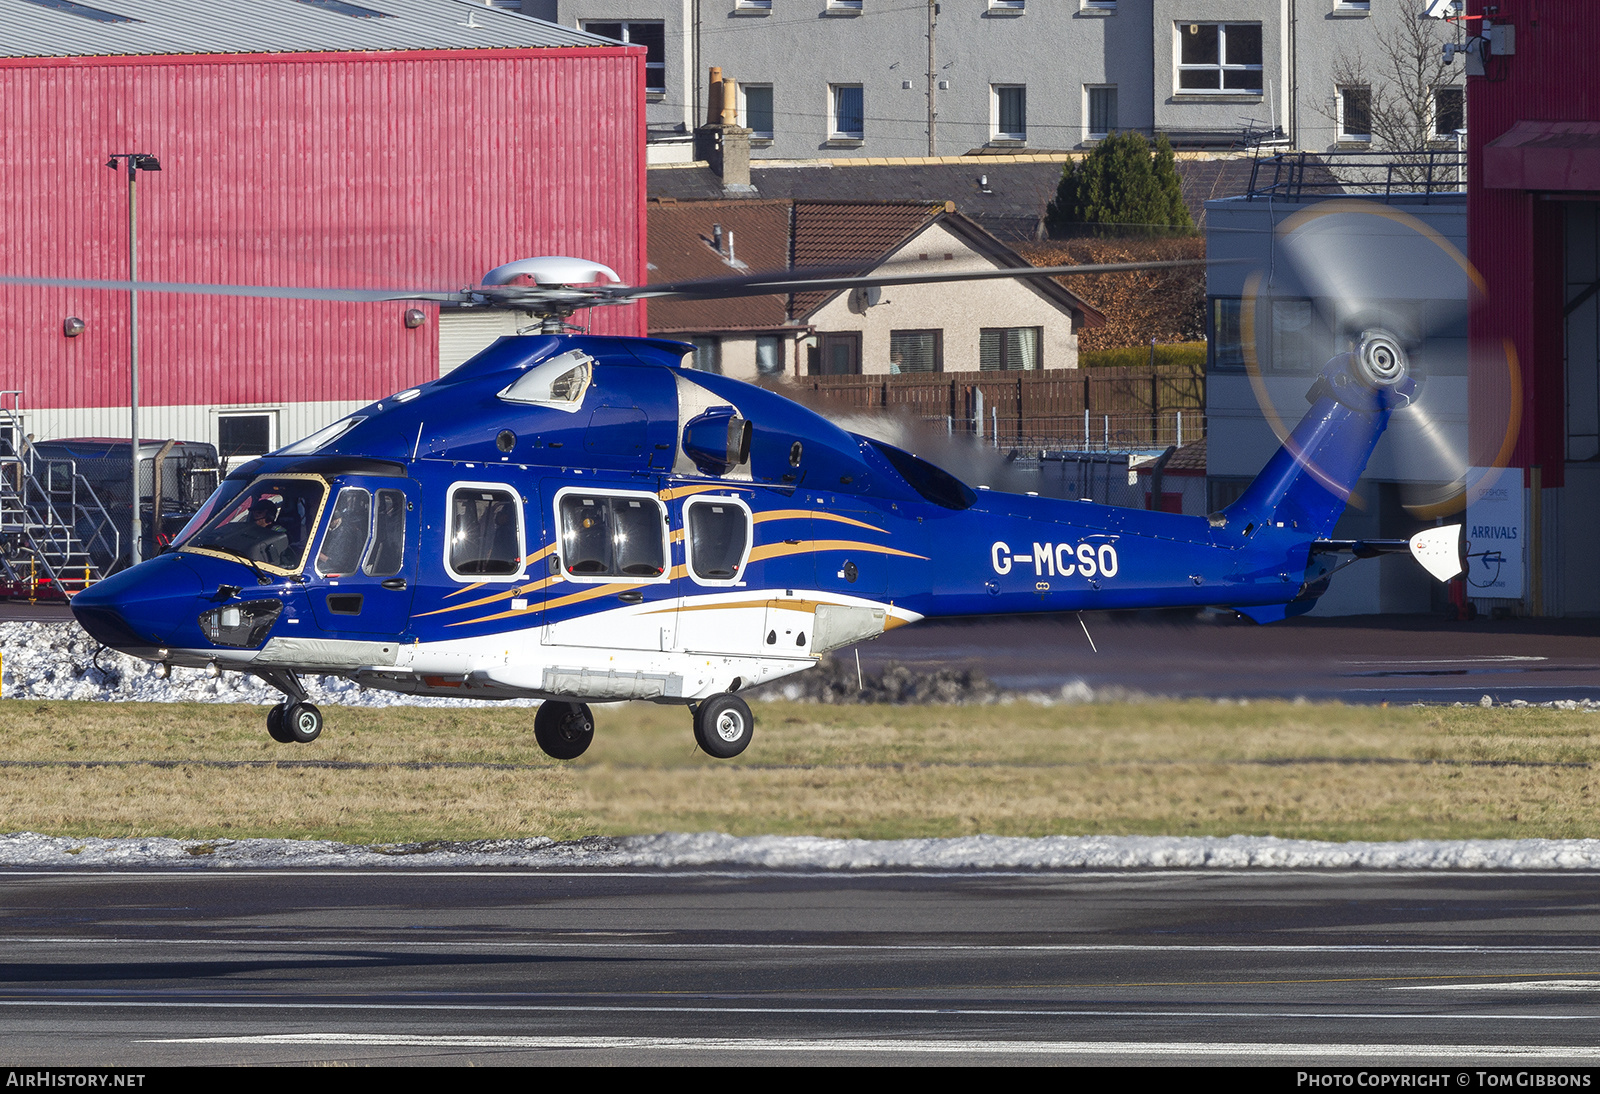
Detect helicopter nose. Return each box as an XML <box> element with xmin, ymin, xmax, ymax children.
<box><xmin>71</xmin><ymin>554</ymin><xmax>204</xmax><ymax>653</ymax></box>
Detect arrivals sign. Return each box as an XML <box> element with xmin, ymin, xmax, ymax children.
<box><xmin>1464</xmin><ymin>467</ymin><xmax>1523</xmax><ymax>600</ymax></box>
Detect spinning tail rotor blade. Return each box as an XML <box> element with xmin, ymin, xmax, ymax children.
<box><xmin>1242</xmin><ymin>201</ymin><xmax>1513</xmax><ymax>518</ymax></box>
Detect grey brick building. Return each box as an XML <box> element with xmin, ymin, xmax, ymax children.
<box><xmin>519</xmin><ymin>2</ymin><xmax>1465</xmax><ymax>159</ymax></box>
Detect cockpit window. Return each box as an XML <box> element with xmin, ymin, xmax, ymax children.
<box><xmin>316</xmin><ymin>487</ymin><xmax>371</xmax><ymax>577</ymax></box>
<box><xmin>448</xmin><ymin>487</ymin><xmax>523</xmax><ymax>578</ymax></box>
<box><xmin>277</xmin><ymin>415</ymin><xmax>363</xmax><ymax>456</ymax></box>
<box><xmin>182</xmin><ymin>476</ymin><xmax>328</xmax><ymax>570</ymax></box>
<box><xmin>363</xmin><ymin>489</ymin><xmax>407</xmax><ymax>577</ymax></box>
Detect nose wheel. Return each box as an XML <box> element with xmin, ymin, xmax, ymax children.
<box><xmin>693</xmin><ymin>693</ymin><xmax>754</xmax><ymax>759</ymax></box>
<box><xmin>534</xmin><ymin>701</ymin><xmax>595</xmax><ymax>760</ymax></box>
<box><xmin>266</xmin><ymin>701</ymin><xmax>322</xmax><ymax>744</ymax></box>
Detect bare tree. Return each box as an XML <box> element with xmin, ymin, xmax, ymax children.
<box><xmin>1319</xmin><ymin>7</ymin><xmax>1464</xmax><ymax>188</ymax></box>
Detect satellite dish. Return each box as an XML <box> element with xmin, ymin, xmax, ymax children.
<box><xmin>848</xmin><ymin>285</ymin><xmax>882</xmax><ymax>312</ymax></box>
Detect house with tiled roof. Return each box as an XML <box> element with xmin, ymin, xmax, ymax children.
<box><xmin>647</xmin><ymin>198</ymin><xmax>1102</xmax><ymax>382</ymax></box>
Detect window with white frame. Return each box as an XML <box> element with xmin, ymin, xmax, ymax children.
<box><xmin>741</xmin><ymin>83</ymin><xmax>774</xmax><ymax>140</ymax></box>
<box><xmin>993</xmin><ymin>85</ymin><xmax>1026</xmax><ymax>141</ymax></box>
<box><xmin>1087</xmin><ymin>85</ymin><xmax>1118</xmax><ymax>138</ymax></box>
<box><xmin>827</xmin><ymin>0</ymin><xmax>862</xmax><ymax>10</ymax></box>
<box><xmin>1176</xmin><ymin>23</ymin><xmax>1263</xmax><ymax>94</ymax></box>
<box><xmin>1333</xmin><ymin>1</ymin><xmax>1370</xmax><ymax>11</ymax></box>
<box><xmin>218</xmin><ymin>413</ymin><xmax>275</xmax><ymax>465</ymax></box>
<box><xmin>1433</xmin><ymin>86</ymin><xmax>1465</xmax><ymax>138</ymax></box>
<box><xmin>736</xmin><ymin>0</ymin><xmax>771</xmax><ymax>8</ymax></box>
<box><xmin>1082</xmin><ymin>0</ymin><xmax>1116</xmax><ymax>9</ymax></box>
<box><xmin>1338</xmin><ymin>86</ymin><xmax>1372</xmax><ymax>141</ymax></box>
<box><xmin>582</xmin><ymin>21</ymin><xmax>665</xmax><ymax>94</ymax></box>
<box><xmin>831</xmin><ymin>84</ymin><xmax>864</xmax><ymax>140</ymax></box>
<box><xmin>990</xmin><ymin>0</ymin><xmax>1025</xmax><ymax>11</ymax></box>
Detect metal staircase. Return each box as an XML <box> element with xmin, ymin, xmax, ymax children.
<box><xmin>0</xmin><ymin>392</ymin><xmax>120</xmax><ymax>598</ymax></box>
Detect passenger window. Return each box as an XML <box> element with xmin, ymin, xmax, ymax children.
<box><xmin>317</xmin><ymin>488</ymin><xmax>371</xmax><ymax>577</ymax></box>
<box><xmin>449</xmin><ymin>488</ymin><xmax>522</xmax><ymax>577</ymax></box>
<box><xmin>363</xmin><ymin>488</ymin><xmax>407</xmax><ymax>577</ymax></box>
<box><xmin>686</xmin><ymin>498</ymin><xmax>751</xmax><ymax>583</ymax></box>
<box><xmin>558</xmin><ymin>492</ymin><xmax>666</xmax><ymax>580</ymax></box>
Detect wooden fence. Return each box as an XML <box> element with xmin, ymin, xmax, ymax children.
<box><xmin>793</xmin><ymin>365</ymin><xmax>1205</xmax><ymax>451</ymax></box>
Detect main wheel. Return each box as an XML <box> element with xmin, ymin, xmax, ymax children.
<box><xmin>534</xmin><ymin>701</ymin><xmax>594</xmax><ymax>760</ymax></box>
<box><xmin>286</xmin><ymin>702</ymin><xmax>323</xmax><ymax>744</ymax></box>
<box><xmin>693</xmin><ymin>693</ymin><xmax>754</xmax><ymax>759</ymax></box>
<box><xmin>266</xmin><ymin>703</ymin><xmax>295</xmax><ymax>744</ymax></box>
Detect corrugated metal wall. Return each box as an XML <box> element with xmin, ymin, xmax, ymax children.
<box><xmin>1467</xmin><ymin>0</ymin><xmax>1600</xmax><ymax>487</ymax></box>
<box><xmin>0</xmin><ymin>47</ymin><xmax>646</xmax><ymax>415</ymax></box>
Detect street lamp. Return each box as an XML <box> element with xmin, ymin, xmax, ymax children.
<box><xmin>105</xmin><ymin>153</ymin><xmax>161</xmax><ymax>567</ymax></box>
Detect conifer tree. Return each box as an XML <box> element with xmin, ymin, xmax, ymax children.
<box><xmin>1045</xmin><ymin>132</ymin><xmax>1195</xmax><ymax>238</ymax></box>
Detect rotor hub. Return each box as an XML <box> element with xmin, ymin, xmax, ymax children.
<box><xmin>1353</xmin><ymin>329</ymin><xmax>1408</xmax><ymax>389</ymax></box>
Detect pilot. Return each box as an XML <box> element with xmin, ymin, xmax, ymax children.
<box><xmin>243</xmin><ymin>500</ymin><xmax>290</xmax><ymax>566</ymax></box>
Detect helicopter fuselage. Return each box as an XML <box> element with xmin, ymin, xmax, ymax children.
<box><xmin>72</xmin><ymin>334</ymin><xmax>1330</xmax><ymax>710</ymax></box>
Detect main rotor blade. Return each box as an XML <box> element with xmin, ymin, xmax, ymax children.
<box><xmin>623</xmin><ymin>259</ymin><xmax>1208</xmax><ymax>302</ymax></box>
<box><xmin>0</xmin><ymin>274</ymin><xmax>471</xmax><ymax>304</ymax></box>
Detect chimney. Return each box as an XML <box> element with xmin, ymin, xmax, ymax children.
<box><xmin>692</xmin><ymin>67</ymin><xmax>756</xmax><ymax>195</ymax></box>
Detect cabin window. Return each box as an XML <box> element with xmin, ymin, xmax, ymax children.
<box><xmin>556</xmin><ymin>491</ymin><xmax>668</xmax><ymax>582</ymax></box>
<box><xmin>316</xmin><ymin>487</ymin><xmax>371</xmax><ymax>577</ymax></box>
<box><xmin>363</xmin><ymin>488</ymin><xmax>407</xmax><ymax>577</ymax></box>
<box><xmin>447</xmin><ymin>486</ymin><xmax>523</xmax><ymax>579</ymax></box>
<box><xmin>685</xmin><ymin>496</ymin><xmax>752</xmax><ymax>584</ymax></box>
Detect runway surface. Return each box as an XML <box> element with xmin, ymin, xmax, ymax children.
<box><xmin>862</xmin><ymin>612</ymin><xmax>1600</xmax><ymax>704</ymax></box>
<box><xmin>3</xmin><ymin>868</ymin><xmax>1600</xmax><ymax>1066</ymax></box>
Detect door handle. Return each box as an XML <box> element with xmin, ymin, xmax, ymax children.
<box><xmin>617</xmin><ymin>590</ymin><xmax>644</xmax><ymax>604</ymax></box>
<box><xmin>381</xmin><ymin>577</ymin><xmax>407</xmax><ymax>591</ymax></box>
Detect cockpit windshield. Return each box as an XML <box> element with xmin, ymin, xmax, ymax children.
<box><xmin>179</xmin><ymin>476</ymin><xmax>328</xmax><ymax>570</ymax></box>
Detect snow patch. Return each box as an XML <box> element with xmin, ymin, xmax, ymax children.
<box><xmin>0</xmin><ymin>620</ymin><xmax>533</xmax><ymax>707</ymax></box>
<box><xmin>4</xmin><ymin>831</ymin><xmax>1600</xmax><ymax>870</ymax></box>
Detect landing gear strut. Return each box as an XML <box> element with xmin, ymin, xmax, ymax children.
<box><xmin>693</xmin><ymin>693</ymin><xmax>754</xmax><ymax>759</ymax></box>
<box><xmin>534</xmin><ymin>700</ymin><xmax>595</xmax><ymax>760</ymax></box>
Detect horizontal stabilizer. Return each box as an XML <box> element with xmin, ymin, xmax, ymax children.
<box><xmin>1409</xmin><ymin>524</ymin><xmax>1464</xmax><ymax>582</ymax></box>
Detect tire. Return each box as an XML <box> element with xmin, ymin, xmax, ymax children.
<box><xmin>287</xmin><ymin>702</ymin><xmax>323</xmax><ymax>744</ymax></box>
<box><xmin>693</xmin><ymin>693</ymin><xmax>754</xmax><ymax>759</ymax></box>
<box><xmin>534</xmin><ymin>701</ymin><xmax>594</xmax><ymax>760</ymax></box>
<box><xmin>266</xmin><ymin>703</ymin><xmax>295</xmax><ymax>744</ymax></box>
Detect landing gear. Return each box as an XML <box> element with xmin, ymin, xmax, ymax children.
<box><xmin>534</xmin><ymin>701</ymin><xmax>594</xmax><ymax>760</ymax></box>
<box><xmin>266</xmin><ymin>701</ymin><xmax>322</xmax><ymax>744</ymax></box>
<box><xmin>256</xmin><ymin>670</ymin><xmax>320</xmax><ymax>745</ymax></box>
<box><xmin>693</xmin><ymin>693</ymin><xmax>754</xmax><ymax>759</ymax></box>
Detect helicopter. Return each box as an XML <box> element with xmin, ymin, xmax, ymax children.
<box><xmin>53</xmin><ymin>251</ymin><xmax>1466</xmax><ymax>761</ymax></box>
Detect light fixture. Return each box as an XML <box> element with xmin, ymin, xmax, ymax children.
<box><xmin>62</xmin><ymin>316</ymin><xmax>85</xmax><ymax>337</ymax></box>
<box><xmin>403</xmin><ymin>308</ymin><xmax>426</xmax><ymax>329</ymax></box>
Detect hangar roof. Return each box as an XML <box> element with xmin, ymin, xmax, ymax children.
<box><xmin>0</xmin><ymin>0</ymin><xmax>611</xmax><ymax>58</ymax></box>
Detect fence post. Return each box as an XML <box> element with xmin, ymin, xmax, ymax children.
<box><xmin>1177</xmin><ymin>411</ymin><xmax>1183</xmax><ymax>448</ymax></box>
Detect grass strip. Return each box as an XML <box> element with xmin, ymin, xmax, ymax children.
<box><xmin>0</xmin><ymin>698</ymin><xmax>1594</xmax><ymax>844</ymax></box>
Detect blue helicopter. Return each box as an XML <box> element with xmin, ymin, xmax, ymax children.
<box><xmin>58</xmin><ymin>254</ymin><xmax>1463</xmax><ymax>760</ymax></box>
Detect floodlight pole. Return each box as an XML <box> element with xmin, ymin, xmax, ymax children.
<box><xmin>107</xmin><ymin>153</ymin><xmax>160</xmax><ymax>568</ymax></box>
